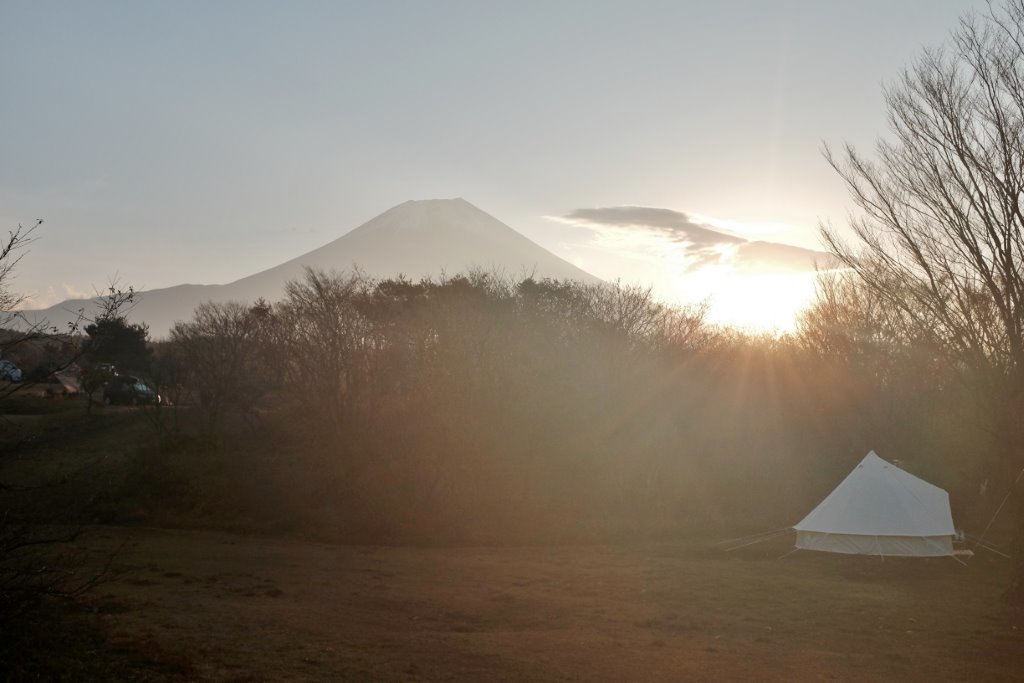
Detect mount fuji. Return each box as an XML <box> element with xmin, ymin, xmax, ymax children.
<box><xmin>23</xmin><ymin>199</ymin><xmax>599</xmax><ymax>338</ymax></box>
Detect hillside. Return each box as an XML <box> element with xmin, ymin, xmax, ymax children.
<box><xmin>21</xmin><ymin>199</ymin><xmax>599</xmax><ymax>338</ymax></box>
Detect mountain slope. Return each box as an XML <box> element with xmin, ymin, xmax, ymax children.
<box><xmin>22</xmin><ymin>199</ymin><xmax>599</xmax><ymax>338</ymax></box>
<box><xmin>230</xmin><ymin>198</ymin><xmax>598</xmax><ymax>300</ymax></box>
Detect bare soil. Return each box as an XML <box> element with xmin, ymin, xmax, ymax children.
<box><xmin>80</xmin><ymin>526</ymin><xmax>1023</xmax><ymax>682</ymax></box>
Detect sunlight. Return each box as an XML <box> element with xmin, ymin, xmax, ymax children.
<box><xmin>690</xmin><ymin>214</ymin><xmax>789</xmax><ymax>239</ymax></box>
<box><xmin>676</xmin><ymin>267</ymin><xmax>818</xmax><ymax>333</ymax></box>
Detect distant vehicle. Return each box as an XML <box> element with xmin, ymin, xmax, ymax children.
<box><xmin>94</xmin><ymin>362</ymin><xmax>118</xmax><ymax>376</ymax></box>
<box><xmin>0</xmin><ymin>359</ymin><xmax>22</xmax><ymax>382</ymax></box>
<box><xmin>103</xmin><ymin>375</ymin><xmax>160</xmax><ymax>405</ymax></box>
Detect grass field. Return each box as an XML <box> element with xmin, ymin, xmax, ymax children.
<box><xmin>65</xmin><ymin>525</ymin><xmax>1020</xmax><ymax>681</ymax></box>
<box><xmin>3</xmin><ymin>400</ymin><xmax>1022</xmax><ymax>680</ymax></box>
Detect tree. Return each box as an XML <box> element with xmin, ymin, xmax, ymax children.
<box><xmin>275</xmin><ymin>268</ymin><xmax>375</xmax><ymax>428</ymax></box>
<box><xmin>821</xmin><ymin>0</ymin><xmax>1024</xmax><ymax>605</ymax></box>
<box><xmin>0</xmin><ymin>222</ymin><xmax>118</xmax><ymax>621</ymax></box>
<box><xmin>0</xmin><ymin>220</ymin><xmax>41</xmax><ymax>323</ymax></box>
<box><xmin>169</xmin><ymin>300</ymin><xmax>264</xmax><ymax>436</ymax></box>
<box><xmin>0</xmin><ymin>220</ymin><xmax>68</xmax><ymax>403</ymax></box>
<box><xmin>81</xmin><ymin>285</ymin><xmax>151</xmax><ymax>375</ymax></box>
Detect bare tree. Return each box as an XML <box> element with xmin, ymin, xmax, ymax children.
<box><xmin>0</xmin><ymin>220</ymin><xmax>41</xmax><ymax>321</ymax></box>
<box><xmin>170</xmin><ymin>301</ymin><xmax>264</xmax><ymax>436</ymax></box>
<box><xmin>0</xmin><ymin>222</ymin><xmax>123</xmax><ymax>620</ymax></box>
<box><xmin>276</xmin><ymin>268</ymin><xmax>375</xmax><ymax>427</ymax></box>
<box><xmin>821</xmin><ymin>0</ymin><xmax>1024</xmax><ymax>603</ymax></box>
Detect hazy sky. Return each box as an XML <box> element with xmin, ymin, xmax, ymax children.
<box><xmin>1</xmin><ymin>0</ymin><xmax>983</xmax><ymax>328</ymax></box>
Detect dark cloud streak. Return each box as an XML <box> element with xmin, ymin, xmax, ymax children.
<box><xmin>564</xmin><ymin>206</ymin><xmax>743</xmax><ymax>248</ymax></box>
<box><xmin>561</xmin><ymin>205</ymin><xmax>835</xmax><ymax>274</ymax></box>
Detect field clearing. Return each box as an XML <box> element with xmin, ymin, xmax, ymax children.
<box><xmin>79</xmin><ymin>525</ymin><xmax>1023</xmax><ymax>681</ymax></box>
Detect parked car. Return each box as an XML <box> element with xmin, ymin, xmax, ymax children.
<box><xmin>94</xmin><ymin>362</ymin><xmax>117</xmax><ymax>376</ymax></box>
<box><xmin>0</xmin><ymin>359</ymin><xmax>22</xmax><ymax>382</ymax></box>
<box><xmin>103</xmin><ymin>375</ymin><xmax>160</xmax><ymax>405</ymax></box>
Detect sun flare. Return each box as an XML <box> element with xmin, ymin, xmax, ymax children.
<box><xmin>675</xmin><ymin>267</ymin><xmax>818</xmax><ymax>333</ymax></box>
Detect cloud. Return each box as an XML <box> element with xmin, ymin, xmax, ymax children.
<box><xmin>563</xmin><ymin>206</ymin><xmax>743</xmax><ymax>247</ymax></box>
<box><xmin>15</xmin><ymin>283</ymin><xmax>91</xmax><ymax>310</ymax></box>
<box><xmin>555</xmin><ymin>205</ymin><xmax>834</xmax><ymax>274</ymax></box>
<box><xmin>734</xmin><ymin>241</ymin><xmax>832</xmax><ymax>273</ymax></box>
<box><xmin>16</xmin><ymin>287</ymin><xmax>58</xmax><ymax>310</ymax></box>
<box><xmin>62</xmin><ymin>283</ymin><xmax>91</xmax><ymax>300</ymax></box>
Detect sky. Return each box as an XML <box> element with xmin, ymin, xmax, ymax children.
<box><xmin>1</xmin><ymin>0</ymin><xmax>984</xmax><ymax>330</ymax></box>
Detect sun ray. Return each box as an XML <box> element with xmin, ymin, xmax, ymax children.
<box><xmin>674</xmin><ymin>268</ymin><xmax>818</xmax><ymax>333</ymax></box>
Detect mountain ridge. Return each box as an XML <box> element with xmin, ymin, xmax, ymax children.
<box><xmin>20</xmin><ymin>199</ymin><xmax>601</xmax><ymax>339</ymax></box>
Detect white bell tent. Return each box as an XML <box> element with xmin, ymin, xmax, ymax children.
<box><xmin>793</xmin><ymin>451</ymin><xmax>956</xmax><ymax>557</ymax></box>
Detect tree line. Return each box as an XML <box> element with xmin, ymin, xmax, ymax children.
<box><xmin>118</xmin><ymin>266</ymin><xmax>993</xmax><ymax>548</ymax></box>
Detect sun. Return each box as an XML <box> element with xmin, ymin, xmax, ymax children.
<box><xmin>675</xmin><ymin>267</ymin><xmax>819</xmax><ymax>333</ymax></box>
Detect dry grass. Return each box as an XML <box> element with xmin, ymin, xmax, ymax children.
<box><xmin>74</xmin><ymin>526</ymin><xmax>1024</xmax><ymax>682</ymax></box>
<box><xmin>3</xmin><ymin>403</ymin><xmax>1021</xmax><ymax>680</ymax></box>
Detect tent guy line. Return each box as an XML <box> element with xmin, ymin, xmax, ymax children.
<box><xmin>972</xmin><ymin>463</ymin><xmax>1024</xmax><ymax>554</ymax></box>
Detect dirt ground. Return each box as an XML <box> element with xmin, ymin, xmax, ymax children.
<box><xmin>74</xmin><ymin>525</ymin><xmax>1023</xmax><ymax>682</ymax></box>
